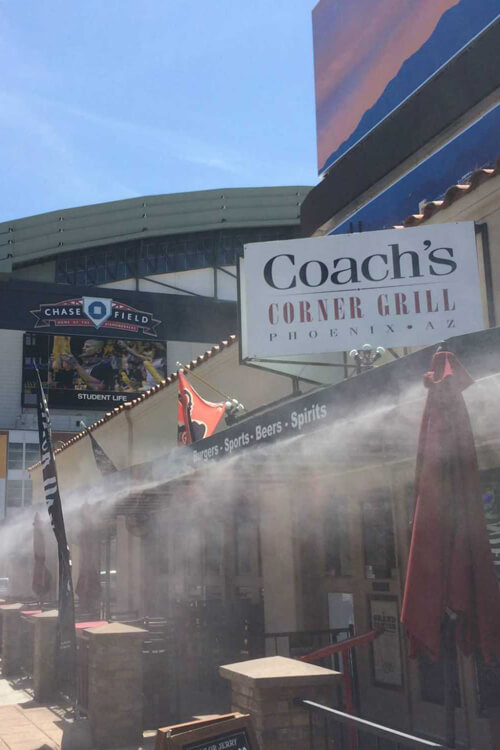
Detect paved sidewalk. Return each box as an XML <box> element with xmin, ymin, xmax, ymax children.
<box><xmin>0</xmin><ymin>675</ymin><xmax>156</xmax><ymax>750</ymax></box>
<box><xmin>0</xmin><ymin>703</ymin><xmax>68</xmax><ymax>750</ymax></box>
<box><xmin>0</xmin><ymin>676</ymin><xmax>32</xmax><ymax>707</ymax></box>
<box><xmin>0</xmin><ymin>673</ymin><xmax>161</xmax><ymax>750</ymax></box>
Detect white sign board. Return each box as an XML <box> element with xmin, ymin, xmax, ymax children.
<box><xmin>369</xmin><ymin>597</ymin><xmax>403</xmax><ymax>688</ymax></box>
<box><xmin>239</xmin><ymin>222</ymin><xmax>483</xmax><ymax>359</ymax></box>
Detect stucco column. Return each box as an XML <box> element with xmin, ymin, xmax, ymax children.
<box><xmin>259</xmin><ymin>482</ymin><xmax>302</xmax><ymax>653</ymax></box>
<box><xmin>220</xmin><ymin>655</ymin><xmax>341</xmax><ymax>750</ymax></box>
<box><xmin>1</xmin><ymin>603</ymin><xmax>24</xmax><ymax>676</ymax></box>
<box><xmin>32</xmin><ymin>609</ymin><xmax>58</xmax><ymax>702</ymax></box>
<box><xmin>87</xmin><ymin>622</ymin><xmax>146</xmax><ymax>748</ymax></box>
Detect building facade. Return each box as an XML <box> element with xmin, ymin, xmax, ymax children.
<box><xmin>26</xmin><ymin>163</ymin><xmax>500</xmax><ymax>746</ymax></box>
<box><xmin>0</xmin><ymin>186</ymin><xmax>310</xmax><ymax>522</ymax></box>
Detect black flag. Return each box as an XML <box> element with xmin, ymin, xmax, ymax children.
<box><xmin>88</xmin><ymin>431</ymin><xmax>117</xmax><ymax>476</ymax></box>
<box><xmin>35</xmin><ymin>366</ymin><xmax>76</xmax><ymax>693</ymax></box>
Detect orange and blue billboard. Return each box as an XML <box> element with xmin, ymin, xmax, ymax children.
<box><xmin>313</xmin><ymin>0</ymin><xmax>500</xmax><ymax>175</ymax></box>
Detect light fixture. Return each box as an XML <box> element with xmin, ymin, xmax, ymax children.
<box><xmin>349</xmin><ymin>344</ymin><xmax>385</xmax><ymax>374</ymax></box>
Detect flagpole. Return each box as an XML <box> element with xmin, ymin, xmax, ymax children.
<box><xmin>176</xmin><ymin>363</ymin><xmax>234</xmax><ymax>402</ymax></box>
<box><xmin>34</xmin><ymin>363</ymin><xmax>77</xmax><ymax>703</ymax></box>
<box><xmin>176</xmin><ymin>363</ymin><xmax>245</xmax><ymax>417</ymax></box>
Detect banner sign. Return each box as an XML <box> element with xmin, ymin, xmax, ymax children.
<box><xmin>0</xmin><ymin>278</ymin><xmax>236</xmax><ymax>343</ymax></box>
<box><xmin>34</xmin><ymin>366</ymin><xmax>76</xmax><ymax>691</ymax></box>
<box><xmin>239</xmin><ymin>223</ymin><xmax>483</xmax><ymax>359</ymax></box>
<box><xmin>31</xmin><ymin>295</ymin><xmax>160</xmax><ymax>337</ymax></box>
<box><xmin>88</xmin><ymin>432</ymin><xmax>118</xmax><ymax>476</ymax></box>
<box><xmin>313</xmin><ymin>0</ymin><xmax>500</xmax><ymax>175</ymax></box>
<box><xmin>190</xmin><ymin>381</ymin><xmax>333</xmax><ymax>466</ymax></box>
<box><xmin>23</xmin><ymin>333</ymin><xmax>167</xmax><ymax>411</ymax></box>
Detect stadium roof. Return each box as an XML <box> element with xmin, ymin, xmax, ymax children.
<box><xmin>0</xmin><ymin>186</ymin><xmax>310</xmax><ymax>267</ymax></box>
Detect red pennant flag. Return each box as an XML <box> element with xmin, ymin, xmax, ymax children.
<box><xmin>177</xmin><ymin>371</ymin><xmax>226</xmax><ymax>445</ymax></box>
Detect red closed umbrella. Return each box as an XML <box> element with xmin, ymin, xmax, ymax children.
<box><xmin>32</xmin><ymin>512</ymin><xmax>52</xmax><ymax>600</ymax></box>
<box><xmin>401</xmin><ymin>351</ymin><xmax>500</xmax><ymax>745</ymax></box>
<box><xmin>75</xmin><ymin>503</ymin><xmax>101</xmax><ymax>615</ymax></box>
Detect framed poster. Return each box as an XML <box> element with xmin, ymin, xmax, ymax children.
<box><xmin>156</xmin><ymin>713</ymin><xmax>259</xmax><ymax>750</ymax></box>
<box><xmin>368</xmin><ymin>595</ymin><xmax>404</xmax><ymax>689</ymax></box>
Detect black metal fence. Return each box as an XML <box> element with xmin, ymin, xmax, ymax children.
<box><xmin>76</xmin><ymin>630</ymin><xmax>90</xmax><ymax>714</ymax></box>
<box><xmin>297</xmin><ymin>699</ymin><xmax>448</xmax><ymax>750</ymax></box>
<box><xmin>140</xmin><ymin>600</ymin><xmax>265</xmax><ymax>728</ymax></box>
<box><xmin>18</xmin><ymin>613</ymin><xmax>36</xmax><ymax>680</ymax></box>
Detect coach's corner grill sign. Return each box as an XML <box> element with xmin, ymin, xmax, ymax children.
<box><xmin>238</xmin><ymin>222</ymin><xmax>484</xmax><ymax>359</ymax></box>
<box><xmin>30</xmin><ymin>295</ymin><xmax>160</xmax><ymax>337</ymax></box>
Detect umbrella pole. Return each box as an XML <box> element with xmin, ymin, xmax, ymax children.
<box><xmin>443</xmin><ymin>613</ymin><xmax>456</xmax><ymax>748</ymax></box>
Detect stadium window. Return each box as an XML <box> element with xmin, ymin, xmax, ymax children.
<box><xmin>105</xmin><ymin>249</ymin><xmax>117</xmax><ymax>281</ymax></box>
<box><xmin>6</xmin><ymin>480</ymin><xmax>23</xmax><ymax>507</ymax></box>
<box><xmin>76</xmin><ymin>259</ymin><xmax>86</xmax><ymax>286</ymax></box>
<box><xmin>144</xmin><ymin>245</ymin><xmax>158</xmax><ymax>275</ymax></box>
<box><xmin>126</xmin><ymin>246</ymin><xmax>137</xmax><ymax>277</ymax></box>
<box><xmin>96</xmin><ymin>255</ymin><xmax>106</xmax><ymax>284</ymax></box>
<box><xmin>25</xmin><ymin>443</ymin><xmax>40</xmax><ymax>468</ymax></box>
<box><xmin>85</xmin><ymin>255</ymin><xmax>97</xmax><ymax>285</ymax></box>
<box><xmin>23</xmin><ymin>481</ymin><xmax>33</xmax><ymax>505</ymax></box>
<box><xmin>7</xmin><ymin>443</ymin><xmax>24</xmax><ymax>470</ymax></box>
<box><xmin>52</xmin><ymin>225</ymin><xmax>297</xmax><ymax>286</ymax></box>
<box><xmin>116</xmin><ymin>247</ymin><xmax>128</xmax><ymax>279</ymax></box>
<box><xmin>156</xmin><ymin>243</ymin><xmax>168</xmax><ymax>274</ymax></box>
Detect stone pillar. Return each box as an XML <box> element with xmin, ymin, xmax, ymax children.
<box><xmin>259</xmin><ymin>483</ymin><xmax>302</xmax><ymax>653</ymax></box>
<box><xmin>32</xmin><ymin>610</ymin><xmax>58</xmax><ymax>702</ymax></box>
<box><xmin>220</xmin><ymin>655</ymin><xmax>341</xmax><ymax>750</ymax></box>
<box><xmin>1</xmin><ymin>603</ymin><xmax>24</xmax><ymax>676</ymax></box>
<box><xmin>87</xmin><ymin>622</ymin><xmax>147</xmax><ymax>748</ymax></box>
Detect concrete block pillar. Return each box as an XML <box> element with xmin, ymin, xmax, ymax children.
<box><xmin>259</xmin><ymin>483</ymin><xmax>303</xmax><ymax>651</ymax></box>
<box><xmin>220</xmin><ymin>655</ymin><xmax>341</xmax><ymax>750</ymax></box>
<box><xmin>1</xmin><ymin>603</ymin><xmax>25</xmax><ymax>676</ymax></box>
<box><xmin>33</xmin><ymin>609</ymin><xmax>58</xmax><ymax>702</ymax></box>
<box><xmin>87</xmin><ymin>622</ymin><xmax>147</xmax><ymax>748</ymax></box>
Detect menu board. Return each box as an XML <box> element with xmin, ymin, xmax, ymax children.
<box><xmin>368</xmin><ymin>596</ymin><xmax>403</xmax><ymax>688</ymax></box>
<box><xmin>156</xmin><ymin>714</ymin><xmax>258</xmax><ymax>750</ymax></box>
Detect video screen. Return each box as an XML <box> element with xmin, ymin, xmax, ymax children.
<box><xmin>22</xmin><ymin>333</ymin><xmax>167</xmax><ymax>410</ymax></box>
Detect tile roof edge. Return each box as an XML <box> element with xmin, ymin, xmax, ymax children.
<box><xmin>396</xmin><ymin>156</ymin><xmax>500</xmax><ymax>229</ymax></box>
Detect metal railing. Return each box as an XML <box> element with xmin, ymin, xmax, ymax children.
<box><xmin>297</xmin><ymin>698</ymin><xmax>448</xmax><ymax>750</ymax></box>
<box><xmin>265</xmin><ymin>628</ymin><xmax>353</xmax><ymax>660</ymax></box>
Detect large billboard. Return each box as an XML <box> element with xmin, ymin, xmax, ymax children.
<box><xmin>239</xmin><ymin>223</ymin><xmax>483</xmax><ymax>359</ymax></box>
<box><xmin>22</xmin><ymin>333</ymin><xmax>167</xmax><ymax>411</ymax></box>
<box><xmin>331</xmin><ymin>101</ymin><xmax>500</xmax><ymax>234</ymax></box>
<box><xmin>313</xmin><ymin>0</ymin><xmax>500</xmax><ymax>175</ymax></box>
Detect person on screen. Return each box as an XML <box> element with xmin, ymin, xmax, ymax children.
<box><xmin>115</xmin><ymin>340</ymin><xmax>166</xmax><ymax>390</ymax></box>
<box><xmin>59</xmin><ymin>339</ymin><xmax>115</xmax><ymax>391</ymax></box>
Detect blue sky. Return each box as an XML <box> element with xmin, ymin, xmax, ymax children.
<box><xmin>0</xmin><ymin>1</ymin><xmax>318</xmax><ymax>222</ymax></box>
